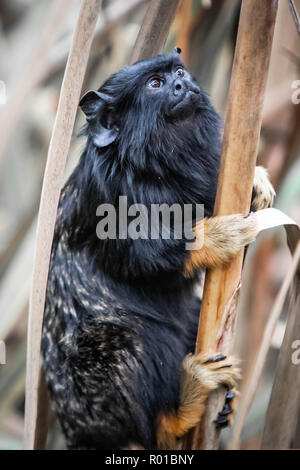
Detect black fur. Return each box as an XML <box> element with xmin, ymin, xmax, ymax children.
<box><xmin>41</xmin><ymin>50</ymin><xmax>222</xmax><ymax>449</ymax></box>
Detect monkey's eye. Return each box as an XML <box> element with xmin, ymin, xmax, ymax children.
<box><xmin>176</xmin><ymin>68</ymin><xmax>185</xmax><ymax>77</ymax></box>
<box><xmin>147</xmin><ymin>78</ymin><xmax>164</xmax><ymax>89</ymax></box>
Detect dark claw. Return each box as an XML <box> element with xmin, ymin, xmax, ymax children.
<box><xmin>214</xmin><ymin>390</ymin><xmax>235</xmax><ymax>430</ymax></box>
<box><xmin>218</xmin><ymin>402</ymin><xmax>232</xmax><ymax>416</ymax></box>
<box><xmin>206</xmin><ymin>354</ymin><xmax>227</xmax><ymax>364</ymax></box>
<box><xmin>225</xmin><ymin>390</ymin><xmax>235</xmax><ymax>401</ymax></box>
<box><xmin>215</xmin><ymin>414</ymin><xmax>228</xmax><ymax>429</ymax></box>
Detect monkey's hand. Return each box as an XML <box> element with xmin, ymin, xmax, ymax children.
<box><xmin>251</xmin><ymin>166</ymin><xmax>275</xmax><ymax>211</ymax></box>
<box><xmin>184</xmin><ymin>213</ymin><xmax>258</xmax><ymax>276</ymax></box>
<box><xmin>156</xmin><ymin>353</ymin><xmax>240</xmax><ymax>450</ymax></box>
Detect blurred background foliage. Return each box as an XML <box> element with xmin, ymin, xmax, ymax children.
<box><xmin>0</xmin><ymin>0</ymin><xmax>299</xmax><ymax>450</ymax></box>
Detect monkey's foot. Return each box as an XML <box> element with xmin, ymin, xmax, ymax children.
<box><xmin>181</xmin><ymin>353</ymin><xmax>240</xmax><ymax>430</ymax></box>
<box><xmin>181</xmin><ymin>352</ymin><xmax>240</xmax><ymax>399</ymax></box>
<box><xmin>156</xmin><ymin>353</ymin><xmax>240</xmax><ymax>449</ymax></box>
<box><xmin>252</xmin><ymin>166</ymin><xmax>275</xmax><ymax>211</ymax></box>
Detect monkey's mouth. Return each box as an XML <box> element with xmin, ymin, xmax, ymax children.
<box><xmin>169</xmin><ymin>90</ymin><xmax>201</xmax><ymax>115</ymax></box>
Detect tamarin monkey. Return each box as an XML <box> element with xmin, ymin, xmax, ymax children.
<box><xmin>42</xmin><ymin>49</ymin><xmax>275</xmax><ymax>449</ymax></box>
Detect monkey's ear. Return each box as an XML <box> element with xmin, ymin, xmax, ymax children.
<box><xmin>79</xmin><ymin>90</ymin><xmax>112</xmax><ymax>120</ymax></box>
<box><xmin>174</xmin><ymin>47</ymin><xmax>181</xmax><ymax>55</ymax></box>
<box><xmin>79</xmin><ymin>90</ymin><xmax>118</xmax><ymax>148</ymax></box>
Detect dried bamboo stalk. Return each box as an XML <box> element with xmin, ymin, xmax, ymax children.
<box><xmin>185</xmin><ymin>0</ymin><xmax>278</xmax><ymax>450</ymax></box>
<box><xmin>130</xmin><ymin>0</ymin><xmax>180</xmax><ymax>63</ymax></box>
<box><xmin>173</xmin><ymin>0</ymin><xmax>192</xmax><ymax>66</ymax></box>
<box><xmin>24</xmin><ymin>0</ymin><xmax>102</xmax><ymax>450</ymax></box>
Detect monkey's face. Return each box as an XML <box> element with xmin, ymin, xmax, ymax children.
<box><xmin>141</xmin><ymin>55</ymin><xmax>201</xmax><ymax>120</ymax></box>
<box><xmin>80</xmin><ymin>50</ymin><xmax>203</xmax><ymax>149</ymax></box>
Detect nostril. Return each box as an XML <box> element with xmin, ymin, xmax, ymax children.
<box><xmin>175</xmin><ymin>83</ymin><xmax>181</xmax><ymax>91</ymax></box>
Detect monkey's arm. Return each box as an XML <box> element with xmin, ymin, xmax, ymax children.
<box><xmin>184</xmin><ymin>213</ymin><xmax>257</xmax><ymax>277</ymax></box>
<box><xmin>156</xmin><ymin>353</ymin><xmax>240</xmax><ymax>449</ymax></box>
<box><xmin>184</xmin><ymin>166</ymin><xmax>275</xmax><ymax>277</ymax></box>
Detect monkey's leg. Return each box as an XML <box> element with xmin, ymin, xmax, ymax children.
<box><xmin>251</xmin><ymin>166</ymin><xmax>275</xmax><ymax>211</ymax></box>
<box><xmin>156</xmin><ymin>354</ymin><xmax>240</xmax><ymax>449</ymax></box>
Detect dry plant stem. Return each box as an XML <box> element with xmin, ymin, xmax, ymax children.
<box><xmin>229</xmin><ymin>241</ymin><xmax>300</xmax><ymax>449</ymax></box>
<box><xmin>33</xmin><ymin>370</ymin><xmax>50</xmax><ymax>451</ymax></box>
<box><xmin>184</xmin><ymin>0</ymin><xmax>278</xmax><ymax>450</ymax></box>
<box><xmin>130</xmin><ymin>0</ymin><xmax>180</xmax><ymax>63</ymax></box>
<box><xmin>174</xmin><ymin>0</ymin><xmax>192</xmax><ymax>66</ymax></box>
<box><xmin>261</xmin><ymin>242</ymin><xmax>300</xmax><ymax>449</ymax></box>
<box><xmin>24</xmin><ymin>0</ymin><xmax>102</xmax><ymax>450</ymax></box>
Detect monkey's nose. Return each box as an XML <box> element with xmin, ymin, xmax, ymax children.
<box><xmin>173</xmin><ymin>79</ymin><xmax>184</xmax><ymax>96</ymax></box>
